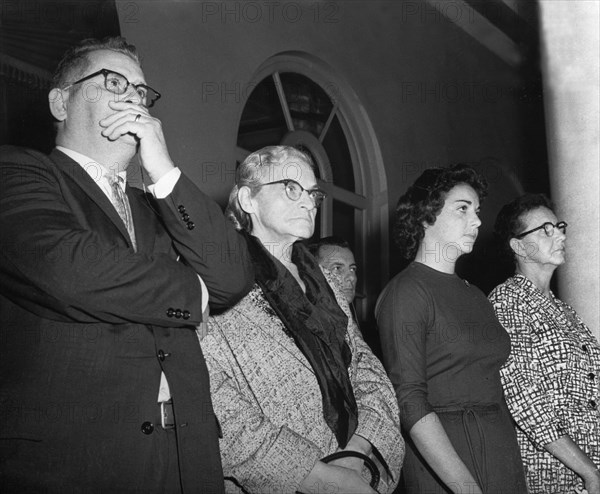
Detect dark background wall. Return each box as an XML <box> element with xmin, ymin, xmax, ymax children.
<box><xmin>0</xmin><ymin>0</ymin><xmax>122</xmax><ymax>151</ymax></box>
<box><xmin>1</xmin><ymin>0</ymin><xmax>550</xmax><ymax>297</ymax></box>
<box><xmin>116</xmin><ymin>0</ymin><xmax>549</xmax><ymax>293</ymax></box>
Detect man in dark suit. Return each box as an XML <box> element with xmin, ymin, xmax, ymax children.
<box><xmin>0</xmin><ymin>37</ymin><xmax>253</xmax><ymax>493</ymax></box>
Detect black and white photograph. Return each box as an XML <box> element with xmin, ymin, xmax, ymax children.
<box><xmin>1</xmin><ymin>1</ymin><xmax>598</xmax><ymax>492</ymax></box>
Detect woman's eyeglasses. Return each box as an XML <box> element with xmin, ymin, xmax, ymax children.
<box><xmin>253</xmin><ymin>179</ymin><xmax>326</xmax><ymax>208</ymax></box>
<box><xmin>515</xmin><ymin>221</ymin><xmax>568</xmax><ymax>239</ymax></box>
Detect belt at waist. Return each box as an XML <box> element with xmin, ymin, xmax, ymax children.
<box><xmin>159</xmin><ymin>399</ymin><xmax>175</xmax><ymax>430</ymax></box>
<box><xmin>433</xmin><ymin>402</ymin><xmax>500</xmax><ymax>414</ymax></box>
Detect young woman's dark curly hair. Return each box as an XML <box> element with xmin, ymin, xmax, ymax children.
<box><xmin>393</xmin><ymin>164</ymin><xmax>488</xmax><ymax>260</ymax></box>
<box><xmin>494</xmin><ymin>193</ymin><xmax>554</xmax><ymax>265</ymax></box>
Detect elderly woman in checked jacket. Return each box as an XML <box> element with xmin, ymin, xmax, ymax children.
<box><xmin>489</xmin><ymin>194</ymin><xmax>600</xmax><ymax>494</ymax></box>
<box><xmin>198</xmin><ymin>146</ymin><xmax>404</xmax><ymax>493</ymax></box>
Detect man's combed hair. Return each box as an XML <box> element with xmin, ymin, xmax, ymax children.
<box><xmin>494</xmin><ymin>193</ymin><xmax>553</xmax><ymax>264</ymax></box>
<box><xmin>307</xmin><ymin>236</ymin><xmax>351</xmax><ymax>260</ymax></box>
<box><xmin>226</xmin><ymin>146</ymin><xmax>315</xmax><ymax>233</ymax></box>
<box><xmin>52</xmin><ymin>36</ymin><xmax>140</xmax><ymax>89</ymax></box>
<box><xmin>393</xmin><ymin>164</ymin><xmax>488</xmax><ymax>260</ymax></box>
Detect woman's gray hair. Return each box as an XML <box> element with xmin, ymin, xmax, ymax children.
<box><xmin>226</xmin><ymin>145</ymin><xmax>315</xmax><ymax>233</ymax></box>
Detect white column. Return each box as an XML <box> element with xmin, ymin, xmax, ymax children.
<box><xmin>539</xmin><ymin>1</ymin><xmax>600</xmax><ymax>338</ymax></box>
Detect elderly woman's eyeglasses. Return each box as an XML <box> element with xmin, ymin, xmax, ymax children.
<box><xmin>515</xmin><ymin>221</ymin><xmax>567</xmax><ymax>239</ymax></box>
<box><xmin>254</xmin><ymin>179</ymin><xmax>326</xmax><ymax>208</ymax></box>
<box><xmin>63</xmin><ymin>68</ymin><xmax>161</xmax><ymax>108</ymax></box>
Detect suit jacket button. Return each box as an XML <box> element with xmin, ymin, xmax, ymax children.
<box><xmin>589</xmin><ymin>373</ymin><xmax>596</xmax><ymax>380</ymax></box>
<box><xmin>158</xmin><ymin>350</ymin><xmax>166</xmax><ymax>361</ymax></box>
<box><xmin>166</xmin><ymin>308</ymin><xmax>175</xmax><ymax>317</ymax></box>
<box><xmin>178</xmin><ymin>205</ymin><xmax>186</xmax><ymax>213</ymax></box>
<box><xmin>182</xmin><ymin>310</ymin><xmax>191</xmax><ymax>320</ymax></box>
<box><xmin>186</xmin><ymin>221</ymin><xmax>195</xmax><ymax>230</ymax></box>
<box><xmin>175</xmin><ymin>309</ymin><xmax>182</xmax><ymax>319</ymax></box>
<box><xmin>182</xmin><ymin>213</ymin><xmax>190</xmax><ymax>221</ymax></box>
<box><xmin>141</xmin><ymin>422</ymin><xmax>154</xmax><ymax>435</ymax></box>
<box><xmin>589</xmin><ymin>400</ymin><xmax>597</xmax><ymax>410</ymax></box>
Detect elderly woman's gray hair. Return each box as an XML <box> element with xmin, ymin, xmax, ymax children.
<box><xmin>226</xmin><ymin>145</ymin><xmax>316</xmax><ymax>232</ymax></box>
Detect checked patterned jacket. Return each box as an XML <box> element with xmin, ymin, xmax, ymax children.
<box><xmin>490</xmin><ymin>274</ymin><xmax>600</xmax><ymax>494</ymax></box>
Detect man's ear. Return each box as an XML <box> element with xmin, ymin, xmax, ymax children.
<box><xmin>237</xmin><ymin>185</ymin><xmax>256</xmax><ymax>215</ymax></box>
<box><xmin>48</xmin><ymin>88</ymin><xmax>68</xmax><ymax>122</ymax></box>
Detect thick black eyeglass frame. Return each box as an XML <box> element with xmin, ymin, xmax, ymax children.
<box><xmin>514</xmin><ymin>221</ymin><xmax>568</xmax><ymax>239</ymax></box>
<box><xmin>63</xmin><ymin>68</ymin><xmax>161</xmax><ymax>108</ymax></box>
<box><xmin>253</xmin><ymin>179</ymin><xmax>327</xmax><ymax>208</ymax></box>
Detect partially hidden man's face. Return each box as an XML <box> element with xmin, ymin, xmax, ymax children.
<box><xmin>317</xmin><ymin>245</ymin><xmax>357</xmax><ymax>303</ymax></box>
<box><xmin>57</xmin><ymin>49</ymin><xmax>147</xmax><ymax>154</ymax></box>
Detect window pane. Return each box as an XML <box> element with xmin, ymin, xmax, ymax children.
<box><xmin>332</xmin><ymin>200</ymin><xmax>355</xmax><ymax>251</ymax></box>
<box><xmin>322</xmin><ymin>114</ymin><xmax>355</xmax><ymax>190</ymax></box>
<box><xmin>280</xmin><ymin>73</ymin><xmax>333</xmax><ymax>138</ymax></box>
<box><xmin>237</xmin><ymin>76</ymin><xmax>287</xmax><ymax>152</ymax></box>
<box><xmin>311</xmin><ymin>210</ymin><xmax>322</xmax><ymax>242</ymax></box>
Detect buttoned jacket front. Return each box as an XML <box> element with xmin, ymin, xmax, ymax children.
<box><xmin>0</xmin><ymin>146</ymin><xmax>253</xmax><ymax>493</ymax></box>
<box><xmin>490</xmin><ymin>275</ymin><xmax>600</xmax><ymax>492</ymax></box>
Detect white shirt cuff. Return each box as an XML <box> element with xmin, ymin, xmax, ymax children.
<box><xmin>147</xmin><ymin>167</ymin><xmax>182</xmax><ymax>199</ymax></box>
<box><xmin>199</xmin><ymin>275</ymin><xmax>209</xmax><ymax>313</ymax></box>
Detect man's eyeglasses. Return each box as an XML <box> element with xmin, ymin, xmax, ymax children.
<box><xmin>515</xmin><ymin>221</ymin><xmax>568</xmax><ymax>239</ymax></box>
<box><xmin>63</xmin><ymin>68</ymin><xmax>161</xmax><ymax>108</ymax></box>
<box><xmin>253</xmin><ymin>179</ymin><xmax>326</xmax><ymax>208</ymax></box>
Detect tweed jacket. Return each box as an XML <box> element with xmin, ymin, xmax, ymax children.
<box><xmin>490</xmin><ymin>275</ymin><xmax>600</xmax><ymax>493</ymax></box>
<box><xmin>200</xmin><ymin>270</ymin><xmax>404</xmax><ymax>493</ymax></box>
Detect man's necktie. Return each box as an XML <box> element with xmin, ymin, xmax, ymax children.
<box><xmin>107</xmin><ymin>175</ymin><xmax>137</xmax><ymax>251</ymax></box>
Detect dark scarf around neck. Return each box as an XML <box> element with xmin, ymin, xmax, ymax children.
<box><xmin>244</xmin><ymin>233</ymin><xmax>358</xmax><ymax>448</ymax></box>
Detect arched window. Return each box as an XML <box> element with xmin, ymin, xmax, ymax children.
<box><xmin>235</xmin><ymin>54</ymin><xmax>388</xmax><ymax>328</ymax></box>
<box><xmin>237</xmin><ymin>71</ymin><xmax>365</xmax><ymax>242</ymax></box>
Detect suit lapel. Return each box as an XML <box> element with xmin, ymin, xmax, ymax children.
<box><xmin>50</xmin><ymin>148</ymin><xmax>133</xmax><ymax>248</ymax></box>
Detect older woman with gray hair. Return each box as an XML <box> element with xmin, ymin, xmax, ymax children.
<box><xmin>489</xmin><ymin>193</ymin><xmax>600</xmax><ymax>493</ymax></box>
<box><xmin>199</xmin><ymin>145</ymin><xmax>404</xmax><ymax>493</ymax></box>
